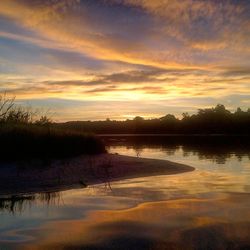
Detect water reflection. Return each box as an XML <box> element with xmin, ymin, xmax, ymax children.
<box><xmin>1</xmin><ymin>137</ymin><xmax>250</xmax><ymax>249</ymax></box>
<box><xmin>0</xmin><ymin>195</ymin><xmax>35</xmax><ymax>214</ymax></box>
<box><xmin>0</xmin><ymin>192</ymin><xmax>62</xmax><ymax>214</ymax></box>
<box><xmin>104</xmin><ymin>135</ymin><xmax>250</xmax><ymax>164</ymax></box>
<box><xmin>7</xmin><ymin>193</ymin><xmax>250</xmax><ymax>250</ymax></box>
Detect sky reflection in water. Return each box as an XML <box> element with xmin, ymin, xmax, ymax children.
<box><xmin>0</xmin><ymin>143</ymin><xmax>250</xmax><ymax>249</ymax></box>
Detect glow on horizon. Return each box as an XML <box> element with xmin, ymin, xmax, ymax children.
<box><xmin>0</xmin><ymin>0</ymin><xmax>250</xmax><ymax>121</ymax></box>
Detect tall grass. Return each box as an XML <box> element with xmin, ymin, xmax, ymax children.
<box><xmin>0</xmin><ymin>94</ymin><xmax>106</xmax><ymax>162</ymax></box>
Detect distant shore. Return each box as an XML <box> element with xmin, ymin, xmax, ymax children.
<box><xmin>0</xmin><ymin>154</ymin><xmax>194</xmax><ymax>196</ymax></box>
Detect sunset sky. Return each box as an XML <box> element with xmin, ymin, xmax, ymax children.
<box><xmin>0</xmin><ymin>0</ymin><xmax>250</xmax><ymax>121</ymax></box>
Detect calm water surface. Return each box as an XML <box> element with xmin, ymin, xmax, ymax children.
<box><xmin>1</xmin><ymin>137</ymin><xmax>250</xmax><ymax>249</ymax></box>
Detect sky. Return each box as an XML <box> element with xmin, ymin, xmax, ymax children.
<box><xmin>0</xmin><ymin>0</ymin><xmax>250</xmax><ymax>121</ymax></box>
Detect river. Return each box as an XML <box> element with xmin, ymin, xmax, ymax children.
<box><xmin>1</xmin><ymin>136</ymin><xmax>250</xmax><ymax>249</ymax></box>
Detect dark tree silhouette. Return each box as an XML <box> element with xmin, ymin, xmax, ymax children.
<box><xmin>57</xmin><ymin>104</ymin><xmax>250</xmax><ymax>135</ymax></box>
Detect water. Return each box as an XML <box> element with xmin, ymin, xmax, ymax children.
<box><xmin>1</xmin><ymin>136</ymin><xmax>250</xmax><ymax>249</ymax></box>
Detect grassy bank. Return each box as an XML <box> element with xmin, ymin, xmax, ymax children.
<box><xmin>0</xmin><ymin>124</ymin><xmax>106</xmax><ymax>162</ymax></box>
<box><xmin>0</xmin><ymin>94</ymin><xmax>106</xmax><ymax>162</ymax></box>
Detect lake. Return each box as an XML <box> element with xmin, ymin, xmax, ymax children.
<box><xmin>1</xmin><ymin>136</ymin><xmax>250</xmax><ymax>250</ymax></box>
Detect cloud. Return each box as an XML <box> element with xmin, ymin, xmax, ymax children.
<box><xmin>123</xmin><ymin>0</ymin><xmax>250</xmax><ymax>51</ymax></box>
<box><xmin>1</xmin><ymin>66</ymin><xmax>249</xmax><ymax>103</ymax></box>
<box><xmin>0</xmin><ymin>0</ymin><xmax>250</xmax><ymax>120</ymax></box>
<box><xmin>219</xmin><ymin>67</ymin><xmax>250</xmax><ymax>77</ymax></box>
<box><xmin>13</xmin><ymin>93</ymin><xmax>250</xmax><ymax>122</ymax></box>
<box><xmin>0</xmin><ymin>0</ymin><xmax>234</xmax><ymax>70</ymax></box>
<box><xmin>0</xmin><ymin>69</ymin><xmax>172</xmax><ymax>100</ymax></box>
<box><xmin>0</xmin><ymin>0</ymin><xmax>250</xmax><ymax>76</ymax></box>
<box><xmin>0</xmin><ymin>0</ymin><xmax>249</xmax><ymax>67</ymax></box>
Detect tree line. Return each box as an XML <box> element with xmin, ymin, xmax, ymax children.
<box><xmin>58</xmin><ymin>104</ymin><xmax>250</xmax><ymax>134</ymax></box>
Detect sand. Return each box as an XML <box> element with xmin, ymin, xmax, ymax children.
<box><xmin>0</xmin><ymin>154</ymin><xmax>194</xmax><ymax>196</ymax></box>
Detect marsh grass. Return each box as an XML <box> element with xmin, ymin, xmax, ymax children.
<box><xmin>0</xmin><ymin>124</ymin><xmax>106</xmax><ymax>162</ymax></box>
<box><xmin>0</xmin><ymin>94</ymin><xmax>106</xmax><ymax>162</ymax></box>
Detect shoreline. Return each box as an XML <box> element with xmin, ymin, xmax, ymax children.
<box><xmin>0</xmin><ymin>154</ymin><xmax>194</xmax><ymax>196</ymax></box>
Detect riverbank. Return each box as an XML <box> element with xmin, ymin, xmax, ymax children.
<box><xmin>0</xmin><ymin>124</ymin><xmax>105</xmax><ymax>161</ymax></box>
<box><xmin>0</xmin><ymin>154</ymin><xmax>194</xmax><ymax>196</ymax></box>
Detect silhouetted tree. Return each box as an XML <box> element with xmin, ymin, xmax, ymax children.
<box><xmin>56</xmin><ymin>104</ymin><xmax>250</xmax><ymax>135</ymax></box>
<box><xmin>160</xmin><ymin>114</ymin><xmax>177</xmax><ymax>122</ymax></box>
<box><xmin>133</xmin><ymin>116</ymin><xmax>144</xmax><ymax>122</ymax></box>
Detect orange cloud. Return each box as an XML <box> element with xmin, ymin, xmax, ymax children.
<box><xmin>0</xmin><ymin>0</ymin><xmax>249</xmax><ymax>120</ymax></box>
<box><xmin>0</xmin><ymin>0</ymin><xmax>210</xmax><ymax>70</ymax></box>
